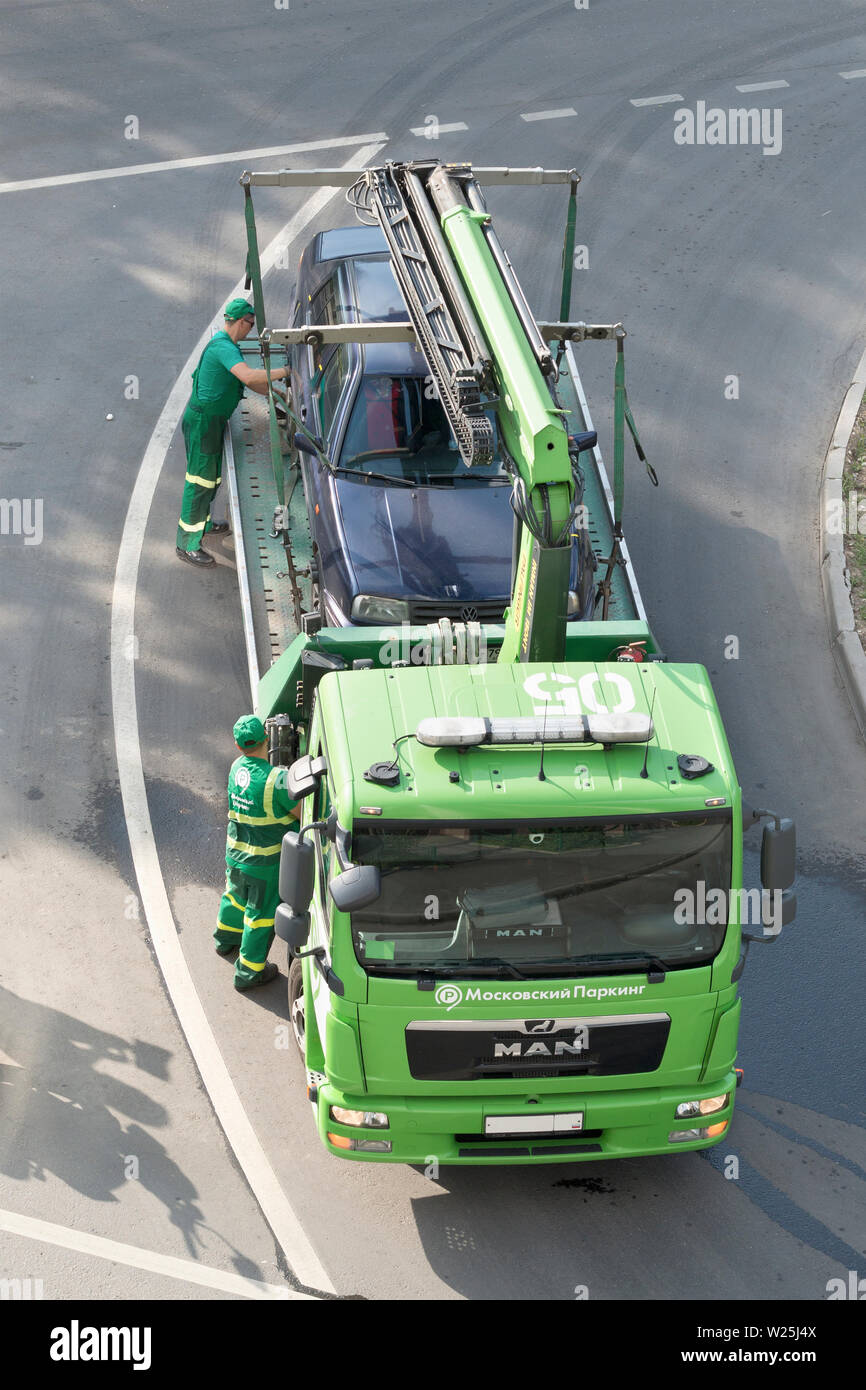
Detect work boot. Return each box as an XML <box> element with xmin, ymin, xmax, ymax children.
<box><xmin>234</xmin><ymin>961</ymin><xmax>279</xmax><ymax>991</ymax></box>
<box><xmin>208</xmin><ymin>520</ymin><xmax>230</xmax><ymax>534</ymax></box>
<box><xmin>215</xmin><ymin>940</ymin><xmax>239</xmax><ymax>956</ymax></box>
<box><xmin>176</xmin><ymin>546</ymin><xmax>215</xmax><ymax>566</ymax></box>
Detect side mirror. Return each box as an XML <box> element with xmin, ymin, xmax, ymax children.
<box><xmin>274</xmin><ymin>904</ymin><xmax>310</xmax><ymax>950</ymax></box>
<box><xmin>286</xmin><ymin>753</ymin><xmax>327</xmax><ymax>799</ymax></box>
<box><xmin>329</xmin><ymin>865</ymin><xmax>381</xmax><ymax>913</ymax></box>
<box><xmin>571</xmin><ymin>430</ymin><xmax>598</xmax><ymax>454</ymax></box>
<box><xmin>279</xmin><ymin>832</ymin><xmax>315</xmax><ymax>912</ymax></box>
<box><xmin>294</xmin><ymin>430</ymin><xmax>323</xmax><ymax>456</ymax></box>
<box><xmin>760</xmin><ymin>818</ymin><xmax>796</xmax><ymax>891</ymax></box>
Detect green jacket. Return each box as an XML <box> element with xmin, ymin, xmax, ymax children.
<box><xmin>225</xmin><ymin>756</ymin><xmax>297</xmax><ymax>880</ymax></box>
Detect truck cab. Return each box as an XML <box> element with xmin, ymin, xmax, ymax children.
<box><xmin>277</xmin><ymin>658</ymin><xmax>761</xmax><ymax>1165</ymax></box>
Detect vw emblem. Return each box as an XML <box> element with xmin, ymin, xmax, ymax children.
<box><xmin>461</xmin><ymin>605</ymin><xmax>478</xmax><ymax>621</ymax></box>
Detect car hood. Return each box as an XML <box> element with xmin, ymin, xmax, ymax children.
<box><xmin>334</xmin><ymin>476</ymin><xmax>514</xmax><ymax>600</ymax></box>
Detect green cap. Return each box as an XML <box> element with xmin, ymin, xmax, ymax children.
<box><xmin>233</xmin><ymin>714</ymin><xmax>266</xmax><ymax>748</ymax></box>
<box><xmin>224</xmin><ymin>297</ymin><xmax>255</xmax><ymax>322</ymax></box>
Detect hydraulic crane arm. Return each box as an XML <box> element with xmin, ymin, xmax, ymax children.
<box><xmin>347</xmin><ymin>161</ymin><xmax>580</xmax><ymax>662</ymax></box>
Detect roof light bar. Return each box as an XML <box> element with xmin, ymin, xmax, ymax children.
<box><xmin>415</xmin><ymin>715</ymin><xmax>654</xmax><ymax>748</ymax></box>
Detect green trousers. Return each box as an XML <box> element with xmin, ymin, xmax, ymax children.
<box><xmin>215</xmin><ymin>864</ymin><xmax>280</xmax><ymax>988</ymax></box>
<box><xmin>176</xmin><ymin>404</ymin><xmax>226</xmax><ymax>552</ymax></box>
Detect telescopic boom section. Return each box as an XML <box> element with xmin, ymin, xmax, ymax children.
<box><xmin>351</xmin><ymin>162</ymin><xmax>577</xmax><ymax>663</ymax></box>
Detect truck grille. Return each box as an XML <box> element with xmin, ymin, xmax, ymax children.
<box><xmin>406</xmin><ymin>1014</ymin><xmax>670</xmax><ymax>1082</ymax></box>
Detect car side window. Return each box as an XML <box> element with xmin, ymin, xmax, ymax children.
<box><xmin>317</xmin><ymin>345</ymin><xmax>349</xmax><ymax>441</ymax></box>
<box><xmin>309</xmin><ymin>272</ymin><xmax>345</xmax><ymax>376</ymax></box>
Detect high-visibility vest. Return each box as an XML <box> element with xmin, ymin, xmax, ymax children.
<box><xmin>225</xmin><ymin>756</ymin><xmax>296</xmax><ymax>880</ymax></box>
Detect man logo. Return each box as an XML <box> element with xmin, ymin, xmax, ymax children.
<box><xmin>525</xmin><ymin>1019</ymin><xmax>557</xmax><ymax>1033</ymax></box>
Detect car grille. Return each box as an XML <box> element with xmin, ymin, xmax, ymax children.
<box><xmin>408</xmin><ymin>598</ymin><xmax>507</xmax><ymax>624</ymax></box>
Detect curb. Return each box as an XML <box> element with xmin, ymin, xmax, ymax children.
<box><xmin>820</xmin><ymin>344</ymin><xmax>866</xmax><ymax>740</ymax></box>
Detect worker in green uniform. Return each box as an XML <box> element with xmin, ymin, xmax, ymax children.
<box><xmin>176</xmin><ymin>298</ymin><xmax>289</xmax><ymax>567</ymax></box>
<box><xmin>215</xmin><ymin>714</ymin><xmax>300</xmax><ymax>990</ymax></box>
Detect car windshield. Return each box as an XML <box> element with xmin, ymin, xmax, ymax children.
<box><xmin>349</xmin><ymin>815</ymin><xmax>733</xmax><ymax>975</ymax></box>
<box><xmin>339</xmin><ymin>375</ymin><xmax>507</xmax><ymax>482</ymax></box>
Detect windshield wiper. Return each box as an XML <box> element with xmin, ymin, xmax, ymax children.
<box><xmin>364</xmin><ymin>960</ymin><xmax>526</xmax><ymax>979</ymax></box>
<box><xmin>568</xmin><ymin>953</ymin><xmax>671</xmax><ymax>981</ymax></box>
<box><xmin>330</xmin><ymin>465</ymin><xmax>417</xmax><ymax>487</ymax></box>
<box><xmin>466</xmin><ymin>957</ymin><xmax>527</xmax><ymax>979</ymax></box>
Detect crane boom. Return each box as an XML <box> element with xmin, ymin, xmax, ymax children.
<box><xmin>347</xmin><ymin>160</ymin><xmax>578</xmax><ymax>662</ymax></box>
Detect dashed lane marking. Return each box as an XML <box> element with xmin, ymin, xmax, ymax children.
<box><xmin>629</xmin><ymin>94</ymin><xmax>684</xmax><ymax>107</ymax></box>
<box><xmin>735</xmin><ymin>80</ymin><xmax>789</xmax><ymax>92</ymax></box>
<box><xmin>520</xmin><ymin>107</ymin><xmax>577</xmax><ymax>122</ymax></box>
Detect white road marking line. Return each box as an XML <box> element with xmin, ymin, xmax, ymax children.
<box><xmin>735</xmin><ymin>80</ymin><xmax>789</xmax><ymax>92</ymax></box>
<box><xmin>0</xmin><ymin>132</ymin><xmax>387</xmax><ymax>194</ymax></box>
<box><xmin>0</xmin><ymin>1207</ymin><xmax>312</xmax><ymax>1300</ymax></box>
<box><xmin>409</xmin><ymin>121</ymin><xmax>469</xmax><ymax>135</ymax></box>
<box><xmin>839</xmin><ymin>68</ymin><xmax>866</xmax><ymax>80</ymax></box>
<box><xmin>629</xmin><ymin>94</ymin><xmax>684</xmax><ymax>107</ymax></box>
<box><xmin>110</xmin><ymin>141</ymin><xmax>385</xmax><ymax>1298</ymax></box>
<box><xmin>520</xmin><ymin>107</ymin><xmax>577</xmax><ymax>122</ymax></box>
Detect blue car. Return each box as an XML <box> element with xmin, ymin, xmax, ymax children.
<box><xmin>288</xmin><ymin>225</ymin><xmax>595</xmax><ymax>627</ymax></box>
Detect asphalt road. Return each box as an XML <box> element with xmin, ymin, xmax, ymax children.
<box><xmin>2</xmin><ymin>0</ymin><xmax>865</xmax><ymax>1302</ymax></box>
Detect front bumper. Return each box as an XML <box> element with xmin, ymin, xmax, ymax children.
<box><xmin>314</xmin><ymin>1073</ymin><xmax>737</xmax><ymax>1165</ymax></box>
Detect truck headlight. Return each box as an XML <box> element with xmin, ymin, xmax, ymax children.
<box><xmin>669</xmin><ymin>1121</ymin><xmax>728</xmax><ymax>1142</ymax></box>
<box><xmin>330</xmin><ymin>1106</ymin><xmax>389</xmax><ymax>1128</ymax></box>
<box><xmin>675</xmin><ymin>1094</ymin><xmax>729</xmax><ymax>1119</ymax></box>
<box><xmin>327</xmin><ymin>1133</ymin><xmax>392</xmax><ymax>1153</ymax></box>
<box><xmin>351</xmin><ymin>595</ymin><xmax>410</xmax><ymax>623</ymax></box>
<box><xmin>566</xmin><ymin>589</ymin><xmax>581</xmax><ymax>617</ymax></box>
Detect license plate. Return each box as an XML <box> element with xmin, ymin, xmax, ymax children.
<box><xmin>484</xmin><ymin>1111</ymin><xmax>585</xmax><ymax>1136</ymax></box>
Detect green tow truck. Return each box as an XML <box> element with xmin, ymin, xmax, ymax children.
<box><xmin>228</xmin><ymin>161</ymin><xmax>796</xmax><ymax>1164</ymax></box>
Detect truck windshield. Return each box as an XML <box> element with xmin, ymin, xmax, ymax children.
<box><xmin>340</xmin><ymin>375</ymin><xmax>506</xmax><ymax>483</ymax></box>
<box><xmin>349</xmin><ymin>814</ymin><xmax>733</xmax><ymax>975</ymax></box>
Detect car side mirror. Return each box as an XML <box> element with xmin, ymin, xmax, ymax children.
<box><xmin>279</xmin><ymin>832</ymin><xmax>315</xmax><ymax>912</ymax></box>
<box><xmin>329</xmin><ymin>865</ymin><xmax>381</xmax><ymax>913</ymax></box>
<box><xmin>274</xmin><ymin>904</ymin><xmax>310</xmax><ymax>950</ymax></box>
<box><xmin>294</xmin><ymin>430</ymin><xmax>323</xmax><ymax>456</ymax></box>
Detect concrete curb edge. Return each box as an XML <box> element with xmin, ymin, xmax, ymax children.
<box><xmin>820</xmin><ymin>344</ymin><xmax>866</xmax><ymax>740</ymax></box>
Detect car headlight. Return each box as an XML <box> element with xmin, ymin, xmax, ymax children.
<box><xmin>330</xmin><ymin>1106</ymin><xmax>389</xmax><ymax>1128</ymax></box>
<box><xmin>566</xmin><ymin>589</ymin><xmax>581</xmax><ymax>617</ymax></box>
<box><xmin>675</xmin><ymin>1094</ymin><xmax>729</xmax><ymax>1119</ymax></box>
<box><xmin>351</xmin><ymin>595</ymin><xmax>410</xmax><ymax>623</ymax></box>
